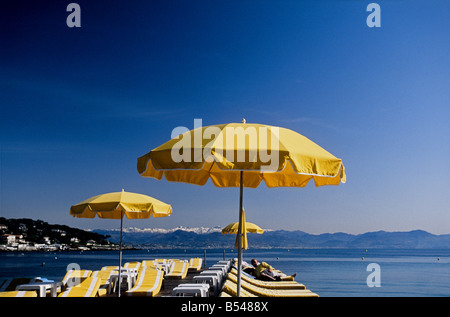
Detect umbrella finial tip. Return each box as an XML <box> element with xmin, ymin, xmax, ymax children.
<box><xmin>241</xmin><ymin>118</ymin><xmax>246</xmax><ymax>124</ymax></box>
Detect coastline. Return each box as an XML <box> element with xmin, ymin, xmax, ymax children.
<box><xmin>0</xmin><ymin>245</ymin><xmax>138</xmax><ymax>252</ymax></box>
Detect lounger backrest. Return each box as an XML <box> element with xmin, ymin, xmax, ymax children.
<box><xmin>58</xmin><ymin>277</ymin><xmax>101</xmax><ymax>297</ymax></box>
<box><xmin>188</xmin><ymin>258</ymin><xmax>203</xmax><ymax>270</ymax></box>
<box><xmin>137</xmin><ymin>267</ymin><xmax>163</xmax><ymax>285</ymax></box>
<box><xmin>167</xmin><ymin>260</ymin><xmax>188</xmax><ymax>278</ymax></box>
<box><xmin>91</xmin><ymin>270</ymin><xmax>112</xmax><ymax>283</ymax></box>
<box><xmin>62</xmin><ymin>269</ymin><xmax>92</xmax><ymax>287</ymax></box>
<box><xmin>125</xmin><ymin>267</ymin><xmax>164</xmax><ymax>297</ymax></box>
<box><xmin>123</xmin><ymin>262</ymin><xmax>141</xmax><ymax>270</ymax></box>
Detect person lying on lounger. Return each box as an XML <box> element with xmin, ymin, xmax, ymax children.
<box><xmin>250</xmin><ymin>258</ymin><xmax>297</xmax><ymax>281</ymax></box>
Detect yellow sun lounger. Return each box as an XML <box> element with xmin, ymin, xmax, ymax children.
<box><xmin>230</xmin><ymin>268</ymin><xmax>306</xmax><ymax>289</ymax></box>
<box><xmin>220</xmin><ymin>280</ymin><xmax>258</xmax><ymax>297</ymax></box>
<box><xmin>58</xmin><ymin>277</ymin><xmax>101</xmax><ymax>297</ymax></box>
<box><xmin>218</xmin><ymin>290</ymin><xmax>232</xmax><ymax>297</ymax></box>
<box><xmin>125</xmin><ymin>267</ymin><xmax>164</xmax><ymax>297</ymax></box>
<box><xmin>166</xmin><ymin>260</ymin><xmax>189</xmax><ymax>279</ymax></box>
<box><xmin>226</xmin><ymin>273</ymin><xmax>319</xmax><ymax>297</ymax></box>
<box><xmin>61</xmin><ymin>270</ymin><xmax>92</xmax><ymax>288</ymax></box>
<box><xmin>0</xmin><ymin>290</ymin><xmax>38</xmax><ymax>297</ymax></box>
<box><xmin>188</xmin><ymin>258</ymin><xmax>203</xmax><ymax>271</ymax></box>
<box><xmin>91</xmin><ymin>270</ymin><xmax>114</xmax><ymax>296</ymax></box>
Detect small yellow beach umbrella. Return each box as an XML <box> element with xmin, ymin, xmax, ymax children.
<box><xmin>137</xmin><ymin>120</ymin><xmax>346</xmax><ymax>296</ymax></box>
<box><xmin>222</xmin><ymin>209</ymin><xmax>264</xmax><ymax>250</ymax></box>
<box><xmin>70</xmin><ymin>190</ymin><xmax>172</xmax><ymax>219</ymax></box>
<box><xmin>70</xmin><ymin>190</ymin><xmax>172</xmax><ymax>296</ymax></box>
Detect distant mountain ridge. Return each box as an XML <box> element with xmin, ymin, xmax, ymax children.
<box><xmin>102</xmin><ymin>226</ymin><xmax>224</xmax><ymax>235</ymax></box>
<box><xmin>92</xmin><ymin>227</ymin><xmax>450</xmax><ymax>249</ymax></box>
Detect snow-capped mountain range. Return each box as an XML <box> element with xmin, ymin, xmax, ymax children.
<box><xmin>94</xmin><ymin>226</ymin><xmax>226</xmax><ymax>234</ymax></box>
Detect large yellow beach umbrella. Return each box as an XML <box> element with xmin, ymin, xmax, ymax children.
<box><xmin>70</xmin><ymin>190</ymin><xmax>172</xmax><ymax>296</ymax></box>
<box><xmin>221</xmin><ymin>209</ymin><xmax>264</xmax><ymax>250</ymax></box>
<box><xmin>137</xmin><ymin>120</ymin><xmax>345</xmax><ymax>296</ymax></box>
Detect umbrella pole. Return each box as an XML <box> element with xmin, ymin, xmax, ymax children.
<box><xmin>118</xmin><ymin>210</ymin><xmax>123</xmax><ymax>297</ymax></box>
<box><xmin>237</xmin><ymin>170</ymin><xmax>244</xmax><ymax>297</ymax></box>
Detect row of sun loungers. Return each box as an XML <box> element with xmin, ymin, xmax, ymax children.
<box><xmin>0</xmin><ymin>258</ymin><xmax>203</xmax><ymax>297</ymax></box>
<box><xmin>0</xmin><ymin>257</ymin><xmax>318</xmax><ymax>297</ymax></box>
<box><xmin>169</xmin><ymin>259</ymin><xmax>318</xmax><ymax>297</ymax></box>
<box><xmin>217</xmin><ymin>262</ymin><xmax>319</xmax><ymax>297</ymax></box>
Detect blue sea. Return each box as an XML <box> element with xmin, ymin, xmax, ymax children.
<box><xmin>1</xmin><ymin>248</ymin><xmax>449</xmax><ymax>297</ymax></box>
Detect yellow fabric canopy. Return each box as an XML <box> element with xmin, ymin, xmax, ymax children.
<box><xmin>137</xmin><ymin>122</ymin><xmax>346</xmax><ymax>187</ymax></box>
<box><xmin>70</xmin><ymin>191</ymin><xmax>172</xmax><ymax>219</ymax></box>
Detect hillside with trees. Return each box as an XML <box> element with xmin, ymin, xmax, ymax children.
<box><xmin>0</xmin><ymin>218</ymin><xmax>115</xmax><ymax>251</ymax></box>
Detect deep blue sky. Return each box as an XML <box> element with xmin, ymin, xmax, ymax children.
<box><xmin>1</xmin><ymin>1</ymin><xmax>449</xmax><ymax>234</ymax></box>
